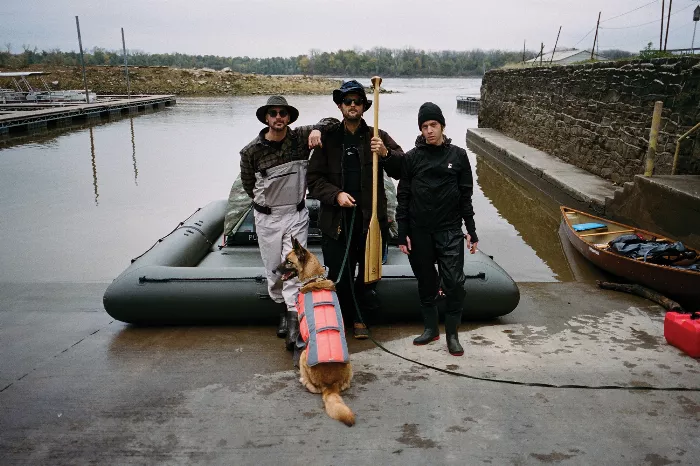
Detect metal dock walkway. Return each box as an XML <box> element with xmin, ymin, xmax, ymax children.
<box><xmin>0</xmin><ymin>94</ymin><xmax>176</xmax><ymax>134</ymax></box>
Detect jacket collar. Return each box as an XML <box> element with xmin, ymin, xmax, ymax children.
<box><xmin>414</xmin><ymin>134</ymin><xmax>452</xmax><ymax>149</ymax></box>
<box><xmin>256</xmin><ymin>127</ymin><xmax>296</xmax><ymax>146</ymax></box>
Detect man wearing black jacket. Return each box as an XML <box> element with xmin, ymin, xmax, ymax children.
<box><xmin>396</xmin><ymin>102</ymin><xmax>478</xmax><ymax>356</ymax></box>
<box><xmin>307</xmin><ymin>80</ymin><xmax>404</xmax><ymax>339</ymax></box>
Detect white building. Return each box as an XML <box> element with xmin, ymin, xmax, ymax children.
<box><xmin>526</xmin><ymin>48</ymin><xmax>608</xmax><ymax>65</ymax></box>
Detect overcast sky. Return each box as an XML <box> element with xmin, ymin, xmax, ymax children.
<box><xmin>3</xmin><ymin>0</ymin><xmax>700</xmax><ymax>57</ymax></box>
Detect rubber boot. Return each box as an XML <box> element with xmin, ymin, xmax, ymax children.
<box><xmin>444</xmin><ymin>311</ymin><xmax>464</xmax><ymax>356</ymax></box>
<box><xmin>276</xmin><ymin>311</ymin><xmax>288</xmax><ymax>338</ymax></box>
<box><xmin>413</xmin><ymin>305</ymin><xmax>440</xmax><ymax>345</ymax></box>
<box><xmin>285</xmin><ymin>311</ymin><xmax>299</xmax><ymax>352</ymax></box>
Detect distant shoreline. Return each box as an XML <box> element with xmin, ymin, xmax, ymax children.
<box><xmin>10</xmin><ymin>65</ymin><xmax>342</xmax><ymax>96</ymax></box>
<box><xmin>6</xmin><ymin>65</ymin><xmax>483</xmax><ymax>96</ymax></box>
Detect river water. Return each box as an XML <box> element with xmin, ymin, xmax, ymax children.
<box><xmin>0</xmin><ymin>77</ymin><xmax>574</xmax><ymax>283</ymax></box>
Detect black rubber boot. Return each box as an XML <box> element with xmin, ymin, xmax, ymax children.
<box><xmin>413</xmin><ymin>305</ymin><xmax>440</xmax><ymax>345</ymax></box>
<box><xmin>276</xmin><ymin>311</ymin><xmax>288</xmax><ymax>338</ymax></box>
<box><xmin>444</xmin><ymin>311</ymin><xmax>464</xmax><ymax>356</ymax></box>
<box><xmin>285</xmin><ymin>311</ymin><xmax>299</xmax><ymax>352</ymax></box>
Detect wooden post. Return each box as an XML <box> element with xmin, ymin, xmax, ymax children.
<box><xmin>539</xmin><ymin>43</ymin><xmax>544</xmax><ymax>66</ymax></box>
<box><xmin>591</xmin><ymin>12</ymin><xmax>601</xmax><ymax>60</ymax></box>
<box><xmin>522</xmin><ymin>40</ymin><xmax>526</xmax><ymax>63</ymax></box>
<box><xmin>550</xmin><ymin>26</ymin><xmax>561</xmax><ymax>64</ymax></box>
<box><xmin>75</xmin><ymin>16</ymin><xmax>90</xmax><ymax>104</ymax></box>
<box><xmin>661</xmin><ymin>0</ymin><xmax>665</xmax><ymax>51</ymax></box>
<box><xmin>664</xmin><ymin>0</ymin><xmax>673</xmax><ymax>51</ymax></box>
<box><xmin>645</xmin><ymin>101</ymin><xmax>664</xmax><ymax>177</ymax></box>
<box><xmin>121</xmin><ymin>28</ymin><xmax>131</xmax><ymax>99</ymax></box>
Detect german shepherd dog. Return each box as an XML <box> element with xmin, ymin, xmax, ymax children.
<box><xmin>275</xmin><ymin>238</ymin><xmax>355</xmax><ymax>426</ymax></box>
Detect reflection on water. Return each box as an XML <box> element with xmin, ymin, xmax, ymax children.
<box><xmin>476</xmin><ymin>157</ymin><xmax>573</xmax><ymax>281</ymax></box>
<box><xmin>89</xmin><ymin>126</ymin><xmax>99</xmax><ymax>206</ymax></box>
<box><xmin>130</xmin><ymin>117</ymin><xmax>138</xmax><ymax>186</ymax></box>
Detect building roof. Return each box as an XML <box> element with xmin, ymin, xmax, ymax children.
<box><xmin>526</xmin><ymin>48</ymin><xmax>608</xmax><ymax>63</ymax></box>
<box><xmin>0</xmin><ymin>71</ymin><xmax>50</xmax><ymax>78</ymax></box>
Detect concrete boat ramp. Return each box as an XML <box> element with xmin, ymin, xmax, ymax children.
<box><xmin>1</xmin><ymin>280</ymin><xmax>698</xmax><ymax>465</ymax></box>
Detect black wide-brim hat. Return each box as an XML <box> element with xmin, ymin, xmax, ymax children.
<box><xmin>256</xmin><ymin>95</ymin><xmax>299</xmax><ymax>124</ymax></box>
<box><xmin>332</xmin><ymin>79</ymin><xmax>372</xmax><ymax>110</ymax></box>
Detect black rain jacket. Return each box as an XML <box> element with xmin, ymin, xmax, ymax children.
<box><xmin>396</xmin><ymin>135</ymin><xmax>478</xmax><ymax>244</ymax></box>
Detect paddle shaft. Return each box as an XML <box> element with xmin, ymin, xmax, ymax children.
<box><xmin>364</xmin><ymin>76</ymin><xmax>383</xmax><ymax>284</ymax></box>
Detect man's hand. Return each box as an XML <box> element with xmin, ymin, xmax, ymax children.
<box><xmin>465</xmin><ymin>234</ymin><xmax>478</xmax><ymax>254</ymax></box>
<box><xmin>308</xmin><ymin>129</ymin><xmax>322</xmax><ymax>149</ymax></box>
<box><xmin>336</xmin><ymin>192</ymin><xmax>356</xmax><ymax>207</ymax></box>
<box><xmin>399</xmin><ymin>236</ymin><xmax>412</xmax><ymax>255</ymax></box>
<box><xmin>370</xmin><ymin>136</ymin><xmax>388</xmax><ymax>157</ymax></box>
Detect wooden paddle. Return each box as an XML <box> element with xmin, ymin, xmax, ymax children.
<box><xmin>364</xmin><ymin>76</ymin><xmax>383</xmax><ymax>284</ymax></box>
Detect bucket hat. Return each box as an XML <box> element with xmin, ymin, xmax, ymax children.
<box><xmin>256</xmin><ymin>95</ymin><xmax>299</xmax><ymax>124</ymax></box>
<box><xmin>332</xmin><ymin>80</ymin><xmax>372</xmax><ymax>110</ymax></box>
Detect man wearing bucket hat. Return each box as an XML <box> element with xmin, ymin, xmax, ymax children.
<box><xmin>396</xmin><ymin>102</ymin><xmax>479</xmax><ymax>356</ymax></box>
<box><xmin>307</xmin><ymin>80</ymin><xmax>404</xmax><ymax>339</ymax></box>
<box><xmin>240</xmin><ymin>95</ymin><xmax>338</xmax><ymax>351</ymax></box>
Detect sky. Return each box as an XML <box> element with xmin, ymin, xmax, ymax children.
<box><xmin>3</xmin><ymin>0</ymin><xmax>700</xmax><ymax>57</ymax></box>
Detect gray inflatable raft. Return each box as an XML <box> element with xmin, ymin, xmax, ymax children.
<box><xmin>103</xmin><ymin>200</ymin><xmax>520</xmax><ymax>324</ymax></box>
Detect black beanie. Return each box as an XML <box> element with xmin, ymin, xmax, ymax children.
<box><xmin>417</xmin><ymin>102</ymin><xmax>445</xmax><ymax>129</ymax></box>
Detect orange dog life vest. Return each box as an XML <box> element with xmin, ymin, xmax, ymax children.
<box><xmin>297</xmin><ymin>289</ymin><xmax>349</xmax><ymax>366</ymax></box>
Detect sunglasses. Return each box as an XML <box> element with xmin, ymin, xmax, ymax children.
<box><xmin>342</xmin><ymin>97</ymin><xmax>364</xmax><ymax>107</ymax></box>
<box><xmin>267</xmin><ymin>109</ymin><xmax>289</xmax><ymax>118</ymax></box>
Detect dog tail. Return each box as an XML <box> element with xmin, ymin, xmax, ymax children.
<box><xmin>322</xmin><ymin>387</ymin><xmax>355</xmax><ymax>426</ymax></box>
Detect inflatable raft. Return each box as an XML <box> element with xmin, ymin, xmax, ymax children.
<box><xmin>103</xmin><ymin>200</ymin><xmax>520</xmax><ymax>324</ymax></box>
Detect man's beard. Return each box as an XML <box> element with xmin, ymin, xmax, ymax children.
<box><xmin>343</xmin><ymin>110</ymin><xmax>362</xmax><ymax>122</ymax></box>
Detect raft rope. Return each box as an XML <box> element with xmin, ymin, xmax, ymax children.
<box><xmin>337</xmin><ymin>209</ymin><xmax>700</xmax><ymax>392</ymax></box>
<box><xmin>129</xmin><ymin>207</ymin><xmax>215</xmax><ymax>264</ymax></box>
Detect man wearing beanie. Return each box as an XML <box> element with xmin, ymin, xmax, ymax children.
<box><xmin>307</xmin><ymin>80</ymin><xmax>404</xmax><ymax>339</ymax></box>
<box><xmin>396</xmin><ymin>102</ymin><xmax>479</xmax><ymax>356</ymax></box>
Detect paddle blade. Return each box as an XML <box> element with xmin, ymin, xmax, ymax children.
<box><xmin>364</xmin><ymin>216</ymin><xmax>382</xmax><ymax>284</ymax></box>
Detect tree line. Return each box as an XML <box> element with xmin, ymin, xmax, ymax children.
<box><xmin>1</xmin><ymin>45</ymin><xmax>634</xmax><ymax>76</ymax></box>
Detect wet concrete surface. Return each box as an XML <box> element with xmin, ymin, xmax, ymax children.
<box><xmin>1</xmin><ymin>281</ymin><xmax>699</xmax><ymax>465</ymax></box>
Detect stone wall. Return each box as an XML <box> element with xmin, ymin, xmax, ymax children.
<box><xmin>479</xmin><ymin>57</ymin><xmax>700</xmax><ymax>183</ymax></box>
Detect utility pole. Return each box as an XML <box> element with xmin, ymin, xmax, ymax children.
<box><xmin>693</xmin><ymin>6</ymin><xmax>700</xmax><ymax>54</ymax></box>
<box><xmin>121</xmin><ymin>28</ymin><xmax>131</xmax><ymax>99</ymax></box>
<box><xmin>550</xmin><ymin>26</ymin><xmax>562</xmax><ymax>64</ymax></box>
<box><xmin>591</xmin><ymin>12</ymin><xmax>601</xmax><ymax>60</ymax></box>
<box><xmin>75</xmin><ymin>16</ymin><xmax>90</xmax><ymax>104</ymax></box>
<box><xmin>664</xmin><ymin>0</ymin><xmax>673</xmax><ymax>51</ymax></box>
<box><xmin>523</xmin><ymin>40</ymin><xmax>526</xmax><ymax>63</ymax></box>
<box><xmin>661</xmin><ymin>0</ymin><xmax>665</xmax><ymax>51</ymax></box>
<box><xmin>539</xmin><ymin>43</ymin><xmax>544</xmax><ymax>66</ymax></box>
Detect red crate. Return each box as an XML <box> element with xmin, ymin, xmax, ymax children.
<box><xmin>664</xmin><ymin>311</ymin><xmax>700</xmax><ymax>358</ymax></box>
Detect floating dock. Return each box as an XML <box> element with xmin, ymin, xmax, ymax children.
<box><xmin>457</xmin><ymin>95</ymin><xmax>479</xmax><ymax>114</ymax></box>
<box><xmin>0</xmin><ymin>94</ymin><xmax>176</xmax><ymax>135</ymax></box>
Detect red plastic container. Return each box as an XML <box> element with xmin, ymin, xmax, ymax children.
<box><xmin>664</xmin><ymin>311</ymin><xmax>700</xmax><ymax>358</ymax></box>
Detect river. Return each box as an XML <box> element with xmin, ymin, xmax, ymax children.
<box><xmin>0</xmin><ymin>77</ymin><xmax>573</xmax><ymax>283</ymax></box>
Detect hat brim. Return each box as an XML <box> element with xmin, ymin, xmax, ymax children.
<box><xmin>332</xmin><ymin>89</ymin><xmax>372</xmax><ymax>110</ymax></box>
<box><xmin>256</xmin><ymin>104</ymin><xmax>299</xmax><ymax>125</ymax></box>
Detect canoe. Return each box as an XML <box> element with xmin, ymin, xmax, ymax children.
<box><xmin>561</xmin><ymin>206</ymin><xmax>700</xmax><ymax>307</ymax></box>
<box><xmin>103</xmin><ymin>200</ymin><xmax>520</xmax><ymax>324</ymax></box>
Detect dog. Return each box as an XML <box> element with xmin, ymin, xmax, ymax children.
<box><xmin>275</xmin><ymin>237</ymin><xmax>355</xmax><ymax>426</ymax></box>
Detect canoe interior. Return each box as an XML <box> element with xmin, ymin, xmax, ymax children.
<box><xmin>563</xmin><ymin>209</ymin><xmax>672</xmax><ymax>249</ymax></box>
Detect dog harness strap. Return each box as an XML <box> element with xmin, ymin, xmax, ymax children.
<box><xmin>298</xmin><ymin>289</ymin><xmax>349</xmax><ymax>366</ymax></box>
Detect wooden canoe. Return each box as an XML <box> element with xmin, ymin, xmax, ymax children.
<box><xmin>560</xmin><ymin>206</ymin><xmax>700</xmax><ymax>308</ymax></box>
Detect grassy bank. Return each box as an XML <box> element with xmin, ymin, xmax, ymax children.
<box><xmin>12</xmin><ymin>65</ymin><xmax>342</xmax><ymax>96</ymax></box>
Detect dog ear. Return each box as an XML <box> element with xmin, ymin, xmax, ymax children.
<box><xmin>292</xmin><ymin>237</ymin><xmax>306</xmax><ymax>261</ymax></box>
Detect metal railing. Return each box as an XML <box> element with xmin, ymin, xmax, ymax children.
<box><xmin>672</xmin><ymin>122</ymin><xmax>700</xmax><ymax>175</ymax></box>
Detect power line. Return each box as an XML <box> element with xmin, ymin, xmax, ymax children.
<box><xmin>600</xmin><ymin>0</ymin><xmax>660</xmax><ymax>23</ymax></box>
<box><xmin>600</xmin><ymin>1</ymin><xmax>695</xmax><ymax>30</ymax></box>
<box><xmin>572</xmin><ymin>27</ymin><xmax>597</xmax><ymax>47</ymax></box>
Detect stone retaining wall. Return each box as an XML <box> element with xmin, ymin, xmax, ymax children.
<box><xmin>479</xmin><ymin>57</ymin><xmax>700</xmax><ymax>183</ymax></box>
